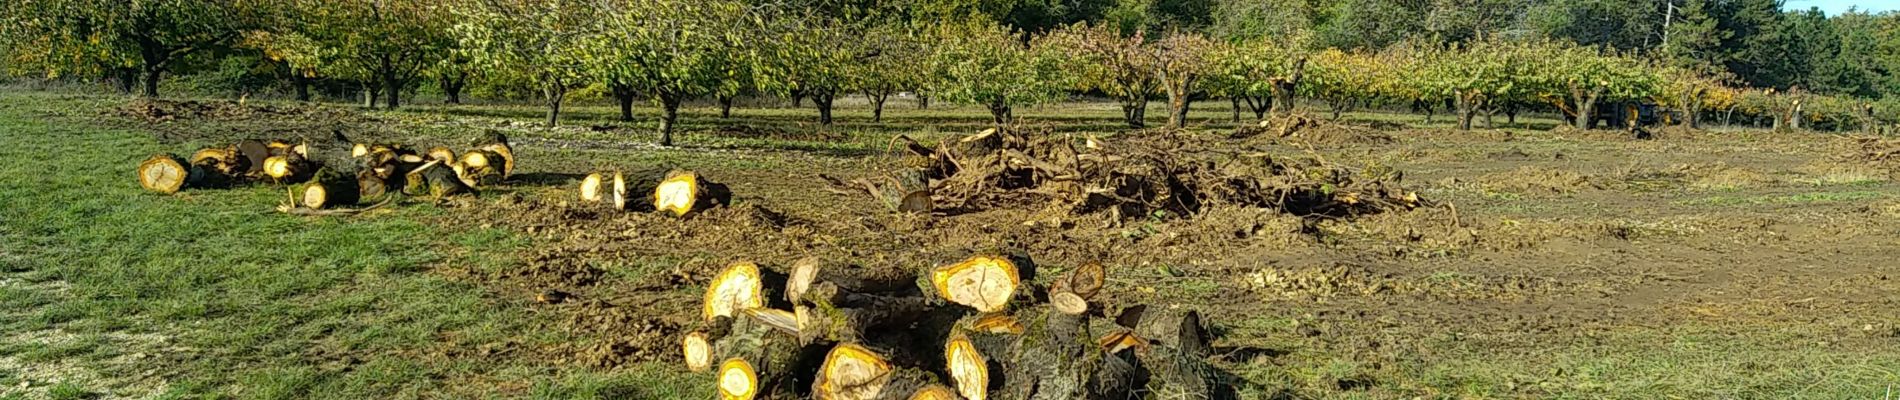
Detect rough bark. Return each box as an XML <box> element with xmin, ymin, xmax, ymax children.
<box><xmin>611</xmin><ymin>82</ymin><xmax>637</xmax><ymax>122</ymax></box>
<box><xmin>441</xmin><ymin>72</ymin><xmax>466</xmax><ymax>105</ymax></box>
<box><xmin>544</xmin><ymin>78</ymin><xmax>565</xmax><ymax>127</ymax></box>
<box><xmin>813</xmin><ymin>90</ymin><xmax>837</xmax><ymax>125</ymax></box>
<box><xmin>1570</xmin><ymin>84</ymin><xmax>1604</xmax><ymax>130</ymax></box>
<box><xmin>659</xmin><ymin>92</ymin><xmax>682</xmax><ymax>147</ymax></box>
<box><xmin>719</xmin><ymin>95</ymin><xmax>734</xmax><ymax>119</ymax></box>
<box><xmin>1270</xmin><ymin>57</ymin><xmax>1307</xmax><ymax>116</ymax></box>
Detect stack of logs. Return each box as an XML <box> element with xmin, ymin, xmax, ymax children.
<box><xmin>576</xmin><ymin>166</ymin><xmax>732</xmax><ymax>217</ymax></box>
<box><xmin>137</xmin><ymin>131</ymin><xmax>515</xmax><ymax>211</ymax></box>
<box><xmin>683</xmin><ymin>253</ymin><xmax>1233</xmax><ymax>399</ymax></box>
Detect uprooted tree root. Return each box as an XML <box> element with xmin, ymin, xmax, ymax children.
<box><xmin>846</xmin><ymin>127</ymin><xmax>1427</xmax><ymax>221</ymax></box>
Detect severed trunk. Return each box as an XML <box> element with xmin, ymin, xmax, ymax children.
<box><xmin>299</xmin><ymin>167</ymin><xmax>362</xmax><ymax>209</ymax></box>
<box><xmin>652</xmin><ymin>169</ymin><xmax>733</xmax><ymax>217</ymax></box>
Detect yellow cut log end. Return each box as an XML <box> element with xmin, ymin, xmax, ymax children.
<box><xmin>263</xmin><ymin>156</ymin><xmax>292</xmax><ymax>180</ymax></box>
<box><xmin>302</xmin><ymin>184</ymin><xmax>329</xmax><ymax>209</ymax></box>
<box><xmin>932</xmin><ymin>255</ymin><xmax>1020</xmax><ymax>313</ymax></box>
<box><xmin>815</xmin><ymin>343</ymin><xmax>892</xmax><ymax>400</ymax></box>
<box><xmin>578</xmin><ymin>172</ymin><xmax>604</xmax><ymax>203</ymax></box>
<box><xmin>945</xmin><ymin>334</ymin><xmax>989</xmax><ymax>400</ymax></box>
<box><xmin>427</xmin><ymin>147</ymin><xmax>455</xmax><ymax>163</ymax></box>
<box><xmin>351</xmin><ymin>143</ymin><xmax>369</xmax><ymax>158</ymax></box>
<box><xmin>654</xmin><ymin>171</ymin><xmax>700</xmax><ymax>216</ymax></box>
<box><xmin>189</xmin><ymin>148</ymin><xmax>232</xmax><ymax>165</ymax></box>
<box><xmin>703</xmin><ymin>261</ymin><xmax>764</xmax><ymax>321</ymax></box>
<box><xmin>717</xmin><ymin>358</ymin><xmax>759</xmax><ymax>400</ymax></box>
<box><xmin>137</xmin><ymin>154</ymin><xmax>187</xmax><ymax>194</ymax></box>
<box><xmin>612</xmin><ymin>171</ymin><xmax>628</xmax><ymax>210</ymax></box>
<box><xmin>1051</xmin><ymin>291</ymin><xmax>1088</xmax><ymax>315</ymax></box>
<box><xmin>683</xmin><ymin>332</ymin><xmax>713</xmax><ymax>372</ymax></box>
<box><xmin>908</xmin><ymin>385</ymin><xmax>959</xmax><ymax>400</ymax></box>
<box><xmin>786</xmin><ymin>256</ymin><xmax>820</xmax><ymax>303</ymax></box>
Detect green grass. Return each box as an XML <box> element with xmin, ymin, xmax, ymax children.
<box><xmin>0</xmin><ymin>92</ymin><xmax>703</xmax><ymax>398</ymax></box>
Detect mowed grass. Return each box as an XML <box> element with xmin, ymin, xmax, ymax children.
<box><xmin>4</xmin><ymin>91</ymin><xmax>1900</xmax><ymax>399</ymax></box>
<box><xmin>0</xmin><ymin>92</ymin><xmax>702</xmax><ymax>399</ymax></box>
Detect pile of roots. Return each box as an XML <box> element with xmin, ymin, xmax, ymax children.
<box><xmin>831</xmin><ymin>127</ymin><xmax>1424</xmax><ymax>220</ymax></box>
<box><xmin>137</xmin><ymin>131</ymin><xmax>515</xmax><ymax>215</ymax></box>
<box><xmin>684</xmin><ymin>253</ymin><xmax>1233</xmax><ymax>400</ymax></box>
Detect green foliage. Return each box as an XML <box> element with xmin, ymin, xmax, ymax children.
<box><xmin>926</xmin><ymin>19</ymin><xmax>1071</xmax><ymax>123</ymax></box>
<box><xmin>450</xmin><ymin>0</ymin><xmax>596</xmax><ymax>124</ymax></box>
<box><xmin>0</xmin><ymin>0</ymin><xmax>268</xmax><ymax>95</ymax></box>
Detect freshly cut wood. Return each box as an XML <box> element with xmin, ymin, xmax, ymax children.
<box><xmin>402</xmin><ymin>160</ymin><xmax>472</xmax><ymax>199</ymax></box>
<box><xmin>1051</xmin><ymin>291</ymin><xmax>1088</xmax><ymax>315</ymax></box>
<box><xmin>812</xmin><ymin>343</ymin><xmax>893</xmax><ymax>400</ymax></box>
<box><xmin>931</xmin><ymin>255</ymin><xmax>1023</xmax><ymax>313</ymax></box>
<box><xmin>653</xmin><ymin>170</ymin><xmax>733</xmax><ymax>217</ymax></box>
<box><xmin>262</xmin><ymin>154</ymin><xmax>313</xmax><ymax>183</ymax></box>
<box><xmin>968</xmin><ymin>313</ymin><xmax>1025</xmax><ymax>335</ymax></box>
<box><xmin>458</xmin><ymin>149</ymin><xmax>504</xmax><ymax>186</ymax></box>
<box><xmin>471</xmin><ymin>131</ymin><xmax>515</xmax><ymax>178</ymax></box>
<box><xmin>299</xmin><ymin>168</ymin><xmax>361</xmax><ymax>209</ymax></box>
<box><xmin>683</xmin><ymin>332</ymin><xmax>714</xmax><ymax>372</ymax></box>
<box><xmin>426</xmin><ymin>146</ymin><xmax>455</xmax><ymax>164</ymax></box>
<box><xmin>1097</xmin><ymin>329</ymin><xmax>1146</xmax><ymax>354</ymax></box>
<box><xmin>236</xmin><ymin>139</ymin><xmax>271</xmax><ymax>175</ymax></box>
<box><xmin>351</xmin><ymin>143</ymin><xmax>370</xmax><ymax>158</ymax></box>
<box><xmin>717</xmin><ymin>358</ymin><xmax>761</xmax><ymax>400</ymax></box>
<box><xmin>907</xmin><ymin>385</ymin><xmax>958</xmax><ymax>400</ymax></box>
<box><xmin>578</xmin><ymin>172</ymin><xmax>605</xmax><ymax>203</ymax></box>
<box><xmin>137</xmin><ymin>154</ymin><xmax>193</xmax><ymax>194</ymax></box>
<box><xmin>944</xmin><ymin>334</ymin><xmax>989</xmax><ymax>400</ymax></box>
<box><xmin>704</xmin><ymin>261</ymin><xmax>765</xmax><ymax>321</ymax></box>
<box><xmin>1066</xmin><ymin>261</ymin><xmax>1106</xmax><ymax>300</ymax></box>
<box><xmin>612</xmin><ymin>171</ymin><xmax>628</xmax><ymax>210</ymax></box>
<box><xmin>786</xmin><ymin>257</ymin><xmax>920</xmax><ymax>304</ymax></box>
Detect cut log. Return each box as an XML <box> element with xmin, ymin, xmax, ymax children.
<box><xmin>812</xmin><ymin>343</ymin><xmax>894</xmax><ymax>400</ymax></box>
<box><xmin>1050</xmin><ymin>292</ymin><xmax>1088</xmax><ymax>315</ymax></box>
<box><xmin>612</xmin><ymin>171</ymin><xmax>628</xmax><ymax>209</ymax></box>
<box><xmin>930</xmin><ymin>255</ymin><xmax>1025</xmax><ymax>313</ymax></box>
<box><xmin>426</xmin><ymin>146</ymin><xmax>456</xmax><ymax>164</ymax></box>
<box><xmin>743</xmin><ymin>308</ymin><xmax>799</xmax><ymax>336</ymax></box>
<box><xmin>458</xmin><ymin>149</ymin><xmax>504</xmax><ymax>186</ymax></box>
<box><xmin>261</xmin><ymin>154</ymin><xmax>313</xmax><ymax>183</ymax></box>
<box><xmin>787</xmin><ymin>257</ymin><xmax>921</xmax><ymax>303</ymax></box>
<box><xmin>137</xmin><ymin>154</ymin><xmax>194</xmax><ymax>194</ymax></box>
<box><xmin>1065</xmin><ymin>261</ymin><xmax>1106</xmax><ymax>300</ymax></box>
<box><xmin>236</xmin><ymin>139</ymin><xmax>271</xmax><ymax>176</ymax></box>
<box><xmin>795</xmin><ymin>282</ymin><xmax>935</xmax><ymax>344</ymax></box>
<box><xmin>907</xmin><ymin>385</ymin><xmax>958</xmax><ymax>400</ymax></box>
<box><xmin>402</xmin><ymin>160</ymin><xmax>472</xmax><ymax>199</ymax></box>
<box><xmin>299</xmin><ymin>168</ymin><xmax>361</xmax><ymax>209</ymax></box>
<box><xmin>1118</xmin><ymin>306</ymin><xmax>1210</xmax><ymax>358</ymax></box>
<box><xmin>717</xmin><ymin>358</ymin><xmax>761</xmax><ymax>400</ymax></box>
<box><xmin>704</xmin><ymin>261</ymin><xmax>766</xmax><ymax>321</ymax></box>
<box><xmin>944</xmin><ymin>333</ymin><xmax>988</xmax><ymax>400</ymax></box>
<box><xmin>684</xmin><ymin>331</ymin><xmax>715</xmax><ymax>372</ymax></box>
<box><xmin>653</xmin><ymin>170</ymin><xmax>733</xmax><ymax>217</ymax></box>
<box><xmin>356</xmin><ymin>169</ymin><xmax>391</xmax><ymax>202</ymax></box>
<box><xmin>579</xmin><ymin>172</ymin><xmax>606</xmax><ymax>203</ymax></box>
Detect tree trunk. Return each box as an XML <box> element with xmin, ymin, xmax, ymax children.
<box><xmin>1247</xmin><ymin>95</ymin><xmax>1270</xmax><ymax>119</ymax></box>
<box><xmin>1229</xmin><ymin>97</ymin><xmax>1241</xmax><ymax>123</ymax></box>
<box><xmin>112</xmin><ymin>67</ymin><xmax>138</xmax><ymax>94</ymax></box>
<box><xmin>292</xmin><ymin>74</ymin><xmax>311</xmax><ymax>102</ymax></box>
<box><xmin>383</xmin><ymin>74</ymin><xmax>401</xmax><ymax>109</ymax></box>
<box><xmin>1270</xmin><ymin>57</ymin><xmax>1306</xmax><ymax>116</ymax></box>
<box><xmin>719</xmin><ymin>95</ymin><xmax>734</xmax><ymax>119</ymax></box>
<box><xmin>544</xmin><ymin>78</ymin><xmax>565</xmax><ymax>127</ymax></box>
<box><xmin>1165</xmin><ymin>80</ymin><xmax>1194</xmax><ymax>129</ymax></box>
<box><xmin>363</xmin><ymin>84</ymin><xmax>379</xmax><ymax>109</ymax></box>
<box><xmin>659</xmin><ymin>92</ymin><xmax>682</xmax><ymax>147</ymax></box>
<box><xmin>867</xmin><ymin>91</ymin><xmax>888</xmax><ymax>123</ymax></box>
<box><xmin>1122</xmin><ymin>97</ymin><xmax>1147</xmax><ymax>128</ymax></box>
<box><xmin>141</xmin><ymin>66</ymin><xmax>163</xmax><ymax>98</ymax></box>
<box><xmin>1454</xmin><ymin>93</ymin><xmax>1479</xmax><ymax>131</ymax></box>
<box><xmin>611</xmin><ymin>83</ymin><xmax>637</xmax><ymax>122</ymax></box>
<box><xmin>791</xmin><ymin>90</ymin><xmax>805</xmax><ymax>108</ymax></box>
<box><xmin>442</xmin><ymin>73</ymin><xmax>466</xmax><ymax>105</ymax></box>
<box><xmin>988</xmin><ymin>99</ymin><xmax>1011</xmax><ymax>126</ymax></box>
<box><xmin>918</xmin><ymin>94</ymin><xmax>929</xmax><ymax>110</ymax></box>
<box><xmin>1571</xmin><ymin>86</ymin><xmax>1602</xmax><ymax>130</ymax></box>
<box><xmin>813</xmin><ymin>90</ymin><xmax>836</xmax><ymax>125</ymax></box>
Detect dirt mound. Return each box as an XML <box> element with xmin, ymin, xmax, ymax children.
<box><xmin>1229</xmin><ymin>114</ymin><xmax>1395</xmax><ymax>146</ymax></box>
<box><xmin>707</xmin><ymin>124</ymin><xmax>845</xmax><ymax>142</ymax></box>
<box><xmin>114</xmin><ymin>99</ymin><xmax>381</xmax><ymax>143</ymax></box>
<box><xmin>1471</xmin><ymin>166</ymin><xmax>1600</xmax><ymax>194</ymax></box>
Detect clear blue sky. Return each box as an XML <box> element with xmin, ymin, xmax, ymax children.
<box><xmin>1781</xmin><ymin>0</ymin><xmax>1898</xmax><ymax>15</ymax></box>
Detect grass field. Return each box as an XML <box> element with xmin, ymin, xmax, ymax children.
<box><xmin>4</xmin><ymin>91</ymin><xmax>1900</xmax><ymax>399</ymax></box>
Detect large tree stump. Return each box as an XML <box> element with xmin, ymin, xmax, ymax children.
<box><xmin>137</xmin><ymin>154</ymin><xmax>197</xmax><ymax>195</ymax></box>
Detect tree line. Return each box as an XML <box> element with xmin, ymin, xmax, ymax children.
<box><xmin>3</xmin><ymin>0</ymin><xmax>1897</xmax><ymax>136</ymax></box>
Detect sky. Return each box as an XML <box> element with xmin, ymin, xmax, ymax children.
<box><xmin>1781</xmin><ymin>0</ymin><xmax>1899</xmax><ymax>15</ymax></box>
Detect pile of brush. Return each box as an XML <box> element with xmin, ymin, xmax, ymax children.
<box><xmin>829</xmin><ymin>128</ymin><xmax>1425</xmax><ymax>220</ymax></box>
<box><xmin>682</xmin><ymin>253</ymin><xmax>1234</xmax><ymax>399</ymax></box>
